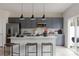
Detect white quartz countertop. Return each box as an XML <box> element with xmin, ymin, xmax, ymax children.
<box><xmin>9</xmin><ymin>36</ymin><xmax>57</xmax><ymax>39</ymax></box>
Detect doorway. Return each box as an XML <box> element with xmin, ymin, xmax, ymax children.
<box><xmin>68</xmin><ymin>16</ymin><xmax>79</xmax><ymax>55</ymax></box>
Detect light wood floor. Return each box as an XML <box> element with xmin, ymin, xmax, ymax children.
<box><xmin>0</xmin><ymin>47</ymin><xmax>4</xmax><ymax>56</ymax></box>
<box><xmin>56</xmin><ymin>46</ymin><xmax>77</xmax><ymax>56</ymax></box>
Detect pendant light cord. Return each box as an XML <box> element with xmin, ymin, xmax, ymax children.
<box><xmin>31</xmin><ymin>3</ymin><xmax>34</xmax><ymax>18</ymax></box>
<box><xmin>32</xmin><ymin>3</ymin><xmax>34</xmax><ymax>15</ymax></box>
<box><xmin>43</xmin><ymin>3</ymin><xmax>45</xmax><ymax>15</ymax></box>
<box><xmin>42</xmin><ymin>3</ymin><xmax>45</xmax><ymax>19</ymax></box>
<box><xmin>20</xmin><ymin>3</ymin><xmax>24</xmax><ymax>20</ymax></box>
<box><xmin>21</xmin><ymin>3</ymin><xmax>23</xmax><ymax>15</ymax></box>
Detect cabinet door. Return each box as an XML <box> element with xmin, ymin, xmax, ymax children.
<box><xmin>23</xmin><ymin>19</ymin><xmax>32</xmax><ymax>28</ymax></box>
<box><xmin>52</xmin><ymin>19</ymin><xmax>63</xmax><ymax>28</ymax></box>
<box><xmin>56</xmin><ymin>35</ymin><xmax>64</xmax><ymax>46</ymax></box>
<box><xmin>43</xmin><ymin>18</ymin><xmax>63</xmax><ymax>28</ymax></box>
<box><xmin>30</xmin><ymin>20</ymin><xmax>36</xmax><ymax>28</ymax></box>
<box><xmin>21</xmin><ymin>19</ymin><xmax>36</xmax><ymax>28</ymax></box>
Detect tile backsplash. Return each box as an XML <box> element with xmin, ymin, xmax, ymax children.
<box><xmin>21</xmin><ymin>28</ymin><xmax>60</xmax><ymax>35</ymax></box>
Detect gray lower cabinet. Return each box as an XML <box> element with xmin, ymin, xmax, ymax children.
<box><xmin>56</xmin><ymin>34</ymin><xmax>64</xmax><ymax>46</ymax></box>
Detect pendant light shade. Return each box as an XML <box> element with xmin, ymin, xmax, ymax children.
<box><xmin>31</xmin><ymin>14</ymin><xmax>34</xmax><ymax>18</ymax></box>
<box><xmin>42</xmin><ymin>4</ymin><xmax>45</xmax><ymax>20</ymax></box>
<box><xmin>42</xmin><ymin>14</ymin><xmax>45</xmax><ymax>20</ymax></box>
<box><xmin>20</xmin><ymin>3</ymin><xmax>24</xmax><ymax>20</ymax></box>
<box><xmin>42</xmin><ymin>14</ymin><xmax>45</xmax><ymax>18</ymax></box>
<box><xmin>31</xmin><ymin>4</ymin><xmax>35</xmax><ymax>20</ymax></box>
<box><xmin>20</xmin><ymin>14</ymin><xmax>23</xmax><ymax>18</ymax></box>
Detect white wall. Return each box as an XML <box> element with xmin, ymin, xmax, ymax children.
<box><xmin>63</xmin><ymin>4</ymin><xmax>79</xmax><ymax>20</ymax></box>
<box><xmin>0</xmin><ymin>10</ymin><xmax>10</xmax><ymax>46</ymax></box>
<box><xmin>63</xmin><ymin>4</ymin><xmax>79</xmax><ymax>48</ymax></box>
<box><xmin>9</xmin><ymin>11</ymin><xmax>63</xmax><ymax>17</ymax></box>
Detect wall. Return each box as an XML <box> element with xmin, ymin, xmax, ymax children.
<box><xmin>0</xmin><ymin>10</ymin><xmax>10</xmax><ymax>46</ymax></box>
<box><xmin>63</xmin><ymin>4</ymin><xmax>79</xmax><ymax>48</ymax></box>
<box><xmin>9</xmin><ymin>11</ymin><xmax>63</xmax><ymax>17</ymax></box>
<box><xmin>63</xmin><ymin>4</ymin><xmax>79</xmax><ymax>20</ymax></box>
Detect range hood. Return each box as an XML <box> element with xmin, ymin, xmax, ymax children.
<box><xmin>36</xmin><ymin>20</ymin><xmax>46</xmax><ymax>27</ymax></box>
<box><xmin>36</xmin><ymin>23</ymin><xmax>46</xmax><ymax>27</ymax></box>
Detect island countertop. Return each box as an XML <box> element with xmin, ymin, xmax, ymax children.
<box><xmin>9</xmin><ymin>35</ymin><xmax>57</xmax><ymax>39</ymax></box>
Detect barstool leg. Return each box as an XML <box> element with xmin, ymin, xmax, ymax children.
<box><xmin>25</xmin><ymin>45</ymin><xmax>29</xmax><ymax>56</ymax></box>
<box><xmin>25</xmin><ymin>45</ymin><xmax>27</xmax><ymax>56</ymax></box>
<box><xmin>11</xmin><ymin>46</ymin><xmax>13</xmax><ymax>56</ymax></box>
<box><xmin>19</xmin><ymin>44</ymin><xmax>20</xmax><ymax>56</ymax></box>
<box><xmin>36</xmin><ymin>44</ymin><xmax>38</xmax><ymax>56</ymax></box>
<box><xmin>28</xmin><ymin>46</ymin><xmax>29</xmax><ymax>56</ymax></box>
<box><xmin>51</xmin><ymin>45</ymin><xmax>53</xmax><ymax>56</ymax></box>
<box><xmin>41</xmin><ymin>44</ymin><xmax>43</xmax><ymax>56</ymax></box>
<box><xmin>8</xmin><ymin>47</ymin><xmax>11</xmax><ymax>55</ymax></box>
<box><xmin>25</xmin><ymin>45</ymin><xmax>26</xmax><ymax>56</ymax></box>
<box><xmin>4</xmin><ymin>46</ymin><xmax>5</xmax><ymax>56</ymax></box>
<box><xmin>4</xmin><ymin>46</ymin><xmax>9</xmax><ymax>56</ymax></box>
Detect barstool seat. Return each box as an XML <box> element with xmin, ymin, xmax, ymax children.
<box><xmin>41</xmin><ymin>43</ymin><xmax>53</xmax><ymax>56</ymax></box>
<box><xmin>25</xmin><ymin>43</ymin><xmax>38</xmax><ymax>56</ymax></box>
<box><xmin>4</xmin><ymin>43</ymin><xmax>20</xmax><ymax>56</ymax></box>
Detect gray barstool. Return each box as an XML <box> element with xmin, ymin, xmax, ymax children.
<box><xmin>41</xmin><ymin>43</ymin><xmax>53</xmax><ymax>56</ymax></box>
<box><xmin>4</xmin><ymin>43</ymin><xmax>20</xmax><ymax>56</ymax></box>
<box><xmin>25</xmin><ymin>43</ymin><xmax>38</xmax><ymax>56</ymax></box>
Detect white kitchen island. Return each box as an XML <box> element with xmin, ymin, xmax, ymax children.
<box><xmin>9</xmin><ymin>36</ymin><xmax>56</xmax><ymax>56</ymax></box>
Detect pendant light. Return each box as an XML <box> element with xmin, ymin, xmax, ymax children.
<box><xmin>42</xmin><ymin>4</ymin><xmax>45</xmax><ymax>20</ymax></box>
<box><xmin>20</xmin><ymin>3</ymin><xmax>24</xmax><ymax>20</ymax></box>
<box><xmin>31</xmin><ymin>3</ymin><xmax>35</xmax><ymax>20</ymax></box>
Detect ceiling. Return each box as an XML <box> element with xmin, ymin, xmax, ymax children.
<box><xmin>0</xmin><ymin>3</ymin><xmax>72</xmax><ymax>17</ymax></box>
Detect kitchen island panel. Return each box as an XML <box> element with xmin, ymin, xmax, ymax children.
<box><xmin>10</xmin><ymin>36</ymin><xmax>56</xmax><ymax>56</ymax></box>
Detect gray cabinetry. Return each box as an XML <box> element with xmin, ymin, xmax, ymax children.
<box><xmin>43</xmin><ymin>18</ymin><xmax>63</xmax><ymax>28</ymax></box>
<box><xmin>21</xmin><ymin>19</ymin><xmax>36</xmax><ymax>28</ymax></box>
<box><xmin>56</xmin><ymin>34</ymin><xmax>64</xmax><ymax>46</ymax></box>
<box><xmin>8</xmin><ymin>17</ymin><xmax>63</xmax><ymax>28</ymax></box>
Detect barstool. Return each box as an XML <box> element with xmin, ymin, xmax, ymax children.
<box><xmin>41</xmin><ymin>43</ymin><xmax>53</xmax><ymax>56</ymax></box>
<box><xmin>25</xmin><ymin>43</ymin><xmax>38</xmax><ymax>56</ymax></box>
<box><xmin>4</xmin><ymin>43</ymin><xmax>20</xmax><ymax>56</ymax></box>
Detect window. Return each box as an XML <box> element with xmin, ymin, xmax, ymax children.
<box><xmin>70</xmin><ymin>20</ymin><xmax>74</xmax><ymax>26</ymax></box>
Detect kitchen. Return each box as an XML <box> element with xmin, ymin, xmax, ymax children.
<box><xmin>0</xmin><ymin>3</ymin><xmax>78</xmax><ymax>56</ymax></box>
<box><xmin>5</xmin><ymin>17</ymin><xmax>63</xmax><ymax>56</ymax></box>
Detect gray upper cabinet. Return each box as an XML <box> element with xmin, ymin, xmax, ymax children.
<box><xmin>44</xmin><ymin>18</ymin><xmax>63</xmax><ymax>28</ymax></box>
<box><xmin>8</xmin><ymin>18</ymin><xmax>37</xmax><ymax>28</ymax></box>
<box><xmin>8</xmin><ymin>17</ymin><xmax>63</xmax><ymax>28</ymax></box>
<box><xmin>21</xmin><ymin>19</ymin><xmax>36</xmax><ymax>28</ymax></box>
<box><xmin>30</xmin><ymin>20</ymin><xmax>36</xmax><ymax>28</ymax></box>
<box><xmin>21</xmin><ymin>19</ymin><xmax>31</xmax><ymax>28</ymax></box>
